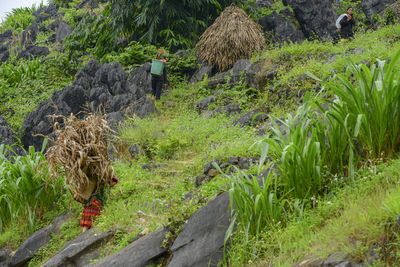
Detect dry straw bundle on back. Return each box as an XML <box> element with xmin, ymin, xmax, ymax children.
<box><xmin>196</xmin><ymin>5</ymin><xmax>265</xmax><ymax>72</ymax></box>
<box><xmin>46</xmin><ymin>113</ymin><xmax>115</xmax><ymax>203</ymax></box>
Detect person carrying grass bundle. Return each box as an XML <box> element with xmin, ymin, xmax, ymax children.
<box><xmin>150</xmin><ymin>48</ymin><xmax>168</xmax><ymax>101</ymax></box>
<box><xmin>80</xmin><ymin>174</ymin><xmax>118</xmax><ymax>232</ymax></box>
<box><xmin>45</xmin><ymin>113</ymin><xmax>119</xmax><ymax>232</ymax></box>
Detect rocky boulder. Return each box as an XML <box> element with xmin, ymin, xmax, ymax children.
<box><xmin>0</xmin><ymin>249</ymin><xmax>11</xmax><ymax>267</ymax></box>
<box><xmin>190</xmin><ymin>63</ymin><xmax>215</xmax><ymax>83</ymax></box>
<box><xmin>42</xmin><ymin>228</ymin><xmax>112</xmax><ymax>267</ymax></box>
<box><xmin>0</xmin><ymin>44</ymin><xmax>9</xmax><ymax>63</ymax></box>
<box><xmin>0</xmin><ymin>116</ymin><xmax>25</xmax><ymax>159</ymax></box>
<box><xmin>32</xmin><ymin>3</ymin><xmax>59</xmax><ymax>24</ymax></box>
<box><xmin>207</xmin><ymin>59</ymin><xmax>278</xmax><ymax>91</ymax></box>
<box><xmin>21</xmin><ymin>23</ymin><xmax>38</xmax><ymax>47</ymax></box>
<box><xmin>196</xmin><ymin>95</ymin><xmax>216</xmax><ymax>113</ymax></box>
<box><xmin>234</xmin><ymin>109</ymin><xmax>268</xmax><ymax>127</ymax></box>
<box><xmin>22</xmin><ymin>60</ymin><xmax>157</xmax><ymax>150</ymax></box>
<box><xmin>167</xmin><ymin>193</ymin><xmax>231</xmax><ymax>267</ymax></box>
<box><xmin>196</xmin><ymin>157</ymin><xmax>262</xmax><ymax>186</ymax></box>
<box><xmin>17</xmin><ymin>45</ymin><xmax>50</xmax><ymax>60</ymax></box>
<box><xmin>259</xmin><ymin>11</ymin><xmax>305</xmax><ymax>43</ymax></box>
<box><xmin>283</xmin><ymin>0</ymin><xmax>338</xmax><ymax>40</ymax></box>
<box><xmin>255</xmin><ymin>0</ymin><xmax>274</xmax><ymax>8</ymax></box>
<box><xmin>128</xmin><ymin>62</ymin><xmax>152</xmax><ymax>96</ymax></box>
<box><xmin>207</xmin><ymin>104</ymin><xmax>241</xmax><ymax>118</ymax></box>
<box><xmin>362</xmin><ymin>0</ymin><xmax>394</xmax><ymax>23</ymax></box>
<box><xmin>77</xmin><ymin>0</ymin><xmax>99</xmax><ymax>9</ymax></box>
<box><xmin>0</xmin><ymin>30</ymin><xmax>12</xmax><ymax>45</ymax></box>
<box><xmin>9</xmin><ymin>214</ymin><xmax>69</xmax><ymax>267</ymax></box>
<box><xmin>56</xmin><ymin>21</ymin><xmax>72</xmax><ymax>43</ymax></box>
<box><xmin>89</xmin><ymin>228</ymin><xmax>168</xmax><ymax>267</ymax></box>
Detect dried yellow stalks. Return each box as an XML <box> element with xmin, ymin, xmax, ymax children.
<box><xmin>45</xmin><ymin>113</ymin><xmax>116</xmax><ymax>203</ymax></box>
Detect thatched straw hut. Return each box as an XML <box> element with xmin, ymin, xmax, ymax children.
<box><xmin>196</xmin><ymin>6</ymin><xmax>265</xmax><ymax>72</ymax></box>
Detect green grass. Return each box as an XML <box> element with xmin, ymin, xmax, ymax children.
<box><xmin>255</xmin><ymin>24</ymin><xmax>400</xmax><ymax>112</ymax></box>
<box><xmin>0</xmin><ymin>6</ymin><xmax>37</xmax><ymax>34</ymax></box>
<box><xmin>0</xmin><ymin>56</ymin><xmax>76</xmax><ymax>131</ymax></box>
<box><xmin>0</xmin><ymin>144</ymin><xmax>66</xmax><ymax>248</ymax></box>
<box><xmin>226</xmin><ymin>158</ymin><xmax>400</xmax><ymax>266</ymax></box>
<box><xmin>2</xmin><ymin>13</ymin><xmax>400</xmax><ymax>267</ymax></box>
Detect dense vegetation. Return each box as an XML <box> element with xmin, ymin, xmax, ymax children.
<box><xmin>1</xmin><ymin>0</ymin><xmax>400</xmax><ymax>266</ymax></box>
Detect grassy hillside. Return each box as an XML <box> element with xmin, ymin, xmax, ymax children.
<box><xmin>2</xmin><ymin>1</ymin><xmax>400</xmax><ymax>266</ymax></box>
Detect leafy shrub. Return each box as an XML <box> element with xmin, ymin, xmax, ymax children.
<box><xmin>264</xmin><ymin>102</ymin><xmax>327</xmax><ymax>200</ymax></box>
<box><xmin>224</xmin><ymin>144</ymin><xmax>285</xmax><ymax>242</ymax></box>
<box><xmin>0</xmin><ymin>143</ymin><xmax>64</xmax><ymax>233</ymax></box>
<box><xmin>102</xmin><ymin>42</ymin><xmax>197</xmax><ymax>79</ymax></box>
<box><xmin>101</xmin><ymin>41</ymin><xmax>158</xmax><ymax>67</ymax></box>
<box><xmin>0</xmin><ymin>57</ymin><xmax>46</xmax><ymax>87</ymax></box>
<box><xmin>0</xmin><ymin>6</ymin><xmax>37</xmax><ymax>34</ymax></box>
<box><xmin>317</xmin><ymin>50</ymin><xmax>400</xmax><ymax>160</ymax></box>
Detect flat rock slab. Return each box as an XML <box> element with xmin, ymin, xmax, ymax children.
<box><xmin>167</xmin><ymin>192</ymin><xmax>231</xmax><ymax>267</ymax></box>
<box><xmin>42</xmin><ymin>228</ymin><xmax>112</xmax><ymax>267</ymax></box>
<box><xmin>0</xmin><ymin>249</ymin><xmax>11</xmax><ymax>267</ymax></box>
<box><xmin>88</xmin><ymin>228</ymin><xmax>168</xmax><ymax>267</ymax></box>
<box><xmin>9</xmin><ymin>213</ymin><xmax>69</xmax><ymax>267</ymax></box>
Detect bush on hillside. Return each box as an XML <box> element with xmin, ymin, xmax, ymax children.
<box><xmin>0</xmin><ymin>6</ymin><xmax>37</xmax><ymax>34</ymax></box>
<box><xmin>0</xmin><ymin>143</ymin><xmax>63</xmax><ymax>233</ymax></box>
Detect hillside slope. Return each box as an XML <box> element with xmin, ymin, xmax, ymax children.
<box><xmin>1</xmin><ymin>0</ymin><xmax>400</xmax><ymax>266</ymax></box>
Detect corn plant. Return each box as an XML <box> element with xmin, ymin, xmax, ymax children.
<box><xmin>223</xmin><ymin>143</ymin><xmax>286</xmax><ymax>243</ymax></box>
<box><xmin>315</xmin><ymin>49</ymin><xmax>400</xmax><ymax>160</ymax></box>
<box><xmin>0</xmin><ymin>6</ymin><xmax>37</xmax><ymax>34</ymax></box>
<box><xmin>0</xmin><ymin>58</ymin><xmax>45</xmax><ymax>87</ymax></box>
<box><xmin>264</xmin><ymin>103</ymin><xmax>327</xmax><ymax>200</ymax></box>
<box><xmin>0</xmin><ymin>142</ymin><xmax>63</xmax><ymax>233</ymax></box>
<box><xmin>313</xmin><ymin>102</ymin><xmax>356</xmax><ymax>177</ymax></box>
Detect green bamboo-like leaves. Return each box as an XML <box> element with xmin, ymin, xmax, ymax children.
<box><xmin>323</xmin><ymin>49</ymin><xmax>400</xmax><ymax>160</ymax></box>
<box><xmin>0</xmin><ymin>145</ymin><xmax>63</xmax><ymax>233</ymax></box>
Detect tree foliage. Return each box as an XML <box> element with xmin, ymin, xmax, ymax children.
<box><xmin>66</xmin><ymin>0</ymin><xmax>249</xmax><ymax>59</ymax></box>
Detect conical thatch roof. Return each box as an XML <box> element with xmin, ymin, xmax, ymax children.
<box><xmin>196</xmin><ymin>6</ymin><xmax>265</xmax><ymax>72</ymax></box>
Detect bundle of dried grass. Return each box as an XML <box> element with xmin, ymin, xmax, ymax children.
<box><xmin>196</xmin><ymin>5</ymin><xmax>265</xmax><ymax>72</ymax></box>
<box><xmin>45</xmin><ymin>113</ymin><xmax>116</xmax><ymax>203</ymax></box>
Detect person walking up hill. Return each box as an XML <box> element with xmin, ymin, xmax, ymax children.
<box><xmin>340</xmin><ymin>7</ymin><xmax>356</xmax><ymax>40</ymax></box>
<box><xmin>150</xmin><ymin>49</ymin><xmax>168</xmax><ymax>102</ymax></box>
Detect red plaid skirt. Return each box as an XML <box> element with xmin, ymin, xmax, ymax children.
<box><xmin>80</xmin><ymin>197</ymin><xmax>102</xmax><ymax>228</ymax></box>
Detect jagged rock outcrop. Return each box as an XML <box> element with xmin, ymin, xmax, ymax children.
<box><xmin>362</xmin><ymin>0</ymin><xmax>395</xmax><ymax>22</ymax></box>
<box><xmin>42</xmin><ymin>228</ymin><xmax>112</xmax><ymax>267</ymax></box>
<box><xmin>255</xmin><ymin>0</ymin><xmax>274</xmax><ymax>8</ymax></box>
<box><xmin>21</xmin><ymin>23</ymin><xmax>38</xmax><ymax>47</ymax></box>
<box><xmin>0</xmin><ymin>44</ymin><xmax>10</xmax><ymax>63</ymax></box>
<box><xmin>259</xmin><ymin>11</ymin><xmax>305</xmax><ymax>43</ymax></box>
<box><xmin>9</xmin><ymin>214</ymin><xmax>69</xmax><ymax>267</ymax></box>
<box><xmin>0</xmin><ymin>116</ymin><xmax>25</xmax><ymax>159</ymax></box>
<box><xmin>21</xmin><ymin>60</ymin><xmax>157</xmax><ymax>151</ymax></box>
<box><xmin>56</xmin><ymin>21</ymin><xmax>72</xmax><ymax>43</ymax></box>
<box><xmin>282</xmin><ymin>0</ymin><xmax>338</xmax><ymax>40</ymax></box>
<box><xmin>0</xmin><ymin>30</ymin><xmax>12</xmax><ymax>44</ymax></box>
<box><xmin>32</xmin><ymin>3</ymin><xmax>59</xmax><ymax>24</ymax></box>
<box><xmin>17</xmin><ymin>45</ymin><xmax>50</xmax><ymax>60</ymax></box>
<box><xmin>207</xmin><ymin>59</ymin><xmax>278</xmax><ymax>91</ymax></box>
<box><xmin>128</xmin><ymin>62</ymin><xmax>152</xmax><ymax>96</ymax></box>
<box><xmin>77</xmin><ymin>0</ymin><xmax>99</xmax><ymax>9</ymax></box>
